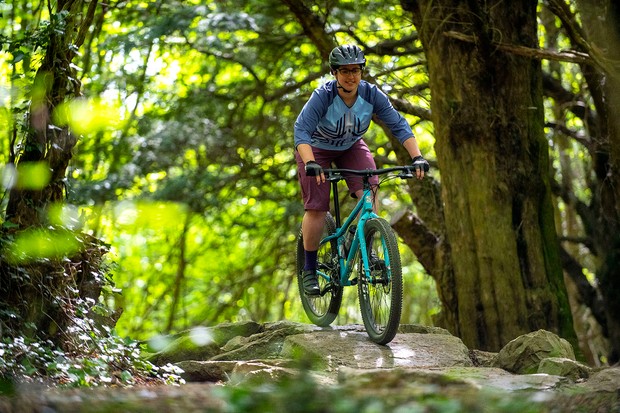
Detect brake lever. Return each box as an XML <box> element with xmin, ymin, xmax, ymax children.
<box><xmin>399</xmin><ymin>165</ymin><xmax>416</xmax><ymax>179</ymax></box>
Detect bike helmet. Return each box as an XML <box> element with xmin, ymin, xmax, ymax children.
<box><xmin>329</xmin><ymin>45</ymin><xmax>366</xmax><ymax>70</ymax></box>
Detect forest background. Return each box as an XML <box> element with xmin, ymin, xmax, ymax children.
<box><xmin>1</xmin><ymin>0</ymin><xmax>619</xmax><ymax>384</ymax></box>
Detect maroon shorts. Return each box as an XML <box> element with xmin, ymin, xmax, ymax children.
<box><xmin>295</xmin><ymin>139</ymin><xmax>379</xmax><ymax>211</ymax></box>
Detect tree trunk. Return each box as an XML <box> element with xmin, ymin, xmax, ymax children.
<box><xmin>166</xmin><ymin>215</ymin><xmax>190</xmax><ymax>333</ymax></box>
<box><xmin>1</xmin><ymin>0</ymin><xmax>104</xmax><ymax>346</ymax></box>
<box><xmin>6</xmin><ymin>0</ymin><xmax>98</xmax><ymax>226</ymax></box>
<box><xmin>575</xmin><ymin>0</ymin><xmax>620</xmax><ymax>364</ymax></box>
<box><xmin>401</xmin><ymin>0</ymin><xmax>576</xmax><ymax>351</ymax></box>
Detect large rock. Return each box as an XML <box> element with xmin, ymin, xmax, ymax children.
<box><xmin>578</xmin><ymin>367</ymin><xmax>620</xmax><ymax>393</ymax></box>
<box><xmin>398</xmin><ymin>324</ymin><xmax>452</xmax><ymax>335</ymax></box>
<box><xmin>175</xmin><ymin>359</ymin><xmax>298</xmax><ymax>384</ymax></box>
<box><xmin>470</xmin><ymin>349</ymin><xmax>498</xmax><ymax>367</ymax></box>
<box><xmin>149</xmin><ymin>321</ymin><xmax>262</xmax><ymax>365</ymax></box>
<box><xmin>494</xmin><ymin>329</ymin><xmax>575</xmax><ymax>374</ymax></box>
<box><xmin>175</xmin><ymin>360</ymin><xmax>237</xmax><ymax>382</ymax></box>
<box><xmin>282</xmin><ymin>328</ymin><xmax>474</xmax><ymax>370</ymax></box>
<box><xmin>538</xmin><ymin>357</ymin><xmax>591</xmax><ymax>381</ymax></box>
<box><xmin>212</xmin><ymin>321</ymin><xmax>317</xmax><ymax>361</ymax></box>
<box><xmin>337</xmin><ymin>366</ymin><xmax>569</xmax><ymax>393</ymax></box>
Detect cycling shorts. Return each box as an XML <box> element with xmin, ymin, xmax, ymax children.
<box><xmin>295</xmin><ymin>139</ymin><xmax>378</xmax><ymax>211</ymax></box>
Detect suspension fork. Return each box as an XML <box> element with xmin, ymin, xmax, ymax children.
<box><xmin>357</xmin><ymin>185</ymin><xmax>378</xmax><ymax>281</ymax></box>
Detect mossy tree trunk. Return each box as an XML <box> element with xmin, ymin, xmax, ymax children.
<box><xmin>401</xmin><ymin>0</ymin><xmax>576</xmax><ymax>351</ymax></box>
<box><xmin>6</xmin><ymin>0</ymin><xmax>98</xmax><ymax>226</ymax></box>
<box><xmin>575</xmin><ymin>0</ymin><xmax>620</xmax><ymax>364</ymax></box>
<box><xmin>1</xmin><ymin>0</ymin><xmax>106</xmax><ymax>347</ymax></box>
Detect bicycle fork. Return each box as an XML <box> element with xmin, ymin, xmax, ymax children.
<box><xmin>344</xmin><ymin>192</ymin><xmax>390</xmax><ymax>285</ymax></box>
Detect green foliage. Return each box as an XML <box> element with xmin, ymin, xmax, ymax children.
<box><xmin>215</xmin><ymin>372</ymin><xmax>338</xmax><ymax>413</ymax></box>
<box><xmin>0</xmin><ymin>224</ymin><xmax>183</xmax><ymax>387</ymax></box>
<box><xmin>5</xmin><ymin>9</ymin><xmax>66</xmax><ymax>65</ymax></box>
<box><xmin>5</xmin><ymin>227</ymin><xmax>81</xmax><ymax>263</ymax></box>
<box><xmin>0</xmin><ymin>333</ymin><xmax>184</xmax><ymax>387</ymax></box>
<box><xmin>1</xmin><ymin>162</ymin><xmax>50</xmax><ymax>190</ymax></box>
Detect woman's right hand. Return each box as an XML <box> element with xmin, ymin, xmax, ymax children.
<box><xmin>305</xmin><ymin>161</ymin><xmax>325</xmax><ymax>184</ymax></box>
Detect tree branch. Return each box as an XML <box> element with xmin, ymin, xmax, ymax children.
<box><xmin>542</xmin><ymin>73</ymin><xmax>599</xmax><ymax>137</ymax></box>
<box><xmin>280</xmin><ymin>0</ymin><xmax>335</xmax><ymax>58</ymax></box>
<box><xmin>264</xmin><ymin>71</ymin><xmax>325</xmax><ymax>102</ymax></box>
<box><xmin>549</xmin><ymin>173</ymin><xmax>598</xmax><ymax>256</ymax></box>
<box><xmin>392</xmin><ymin>210</ymin><xmax>439</xmax><ymax>273</ymax></box>
<box><xmin>350</xmin><ymin>32</ymin><xmax>424</xmax><ymax>56</ymax></box>
<box><xmin>558</xmin><ymin>245</ymin><xmax>608</xmax><ymax>334</ymax></box>
<box><xmin>74</xmin><ymin>0</ymin><xmax>99</xmax><ymax>51</ymax></box>
<box><xmin>545</xmin><ymin>0</ymin><xmax>620</xmax><ymax>79</ymax></box>
<box><xmin>443</xmin><ymin>30</ymin><xmax>593</xmax><ymax>65</ymax></box>
<box><xmin>390</xmin><ymin>96</ymin><xmax>431</xmax><ymax>122</ymax></box>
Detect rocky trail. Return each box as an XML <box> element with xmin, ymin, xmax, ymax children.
<box><xmin>2</xmin><ymin>321</ymin><xmax>619</xmax><ymax>412</ymax></box>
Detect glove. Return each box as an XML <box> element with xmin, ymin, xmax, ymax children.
<box><xmin>305</xmin><ymin>161</ymin><xmax>324</xmax><ymax>177</ymax></box>
<box><xmin>411</xmin><ymin>155</ymin><xmax>430</xmax><ymax>173</ymax></box>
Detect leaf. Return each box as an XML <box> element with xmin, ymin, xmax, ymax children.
<box><xmin>2</xmin><ymin>221</ymin><xmax>19</xmax><ymax>229</ymax></box>
<box><xmin>120</xmin><ymin>370</ymin><xmax>133</xmax><ymax>383</ymax></box>
<box><xmin>12</xmin><ymin>50</ymin><xmax>25</xmax><ymax>64</ymax></box>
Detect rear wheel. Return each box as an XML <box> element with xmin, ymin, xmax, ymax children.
<box><xmin>357</xmin><ymin>218</ymin><xmax>403</xmax><ymax>344</ymax></box>
<box><xmin>296</xmin><ymin>212</ymin><xmax>342</xmax><ymax>326</ymax></box>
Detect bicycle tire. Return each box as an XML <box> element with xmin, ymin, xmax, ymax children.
<box><xmin>296</xmin><ymin>212</ymin><xmax>343</xmax><ymax>326</ymax></box>
<box><xmin>357</xmin><ymin>218</ymin><xmax>403</xmax><ymax>344</ymax></box>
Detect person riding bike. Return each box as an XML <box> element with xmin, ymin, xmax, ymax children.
<box><xmin>294</xmin><ymin>44</ymin><xmax>430</xmax><ymax>296</ymax></box>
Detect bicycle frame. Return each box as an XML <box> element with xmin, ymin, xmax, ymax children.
<box><xmin>319</xmin><ymin>169</ymin><xmax>392</xmax><ymax>287</ymax></box>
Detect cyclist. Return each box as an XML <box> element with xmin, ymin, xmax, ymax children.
<box><xmin>294</xmin><ymin>44</ymin><xmax>430</xmax><ymax>296</ymax></box>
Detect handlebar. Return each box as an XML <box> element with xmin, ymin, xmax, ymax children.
<box><xmin>323</xmin><ymin>166</ymin><xmax>415</xmax><ymax>181</ymax></box>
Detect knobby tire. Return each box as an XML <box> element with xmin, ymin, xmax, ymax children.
<box><xmin>296</xmin><ymin>212</ymin><xmax>343</xmax><ymax>326</ymax></box>
<box><xmin>358</xmin><ymin>218</ymin><xmax>403</xmax><ymax>344</ymax></box>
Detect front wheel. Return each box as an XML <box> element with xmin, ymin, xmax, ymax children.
<box><xmin>358</xmin><ymin>218</ymin><xmax>403</xmax><ymax>344</ymax></box>
<box><xmin>296</xmin><ymin>212</ymin><xmax>343</xmax><ymax>326</ymax></box>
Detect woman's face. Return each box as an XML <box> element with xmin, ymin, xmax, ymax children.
<box><xmin>334</xmin><ymin>64</ymin><xmax>363</xmax><ymax>93</ymax></box>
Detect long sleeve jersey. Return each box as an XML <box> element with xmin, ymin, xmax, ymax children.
<box><xmin>294</xmin><ymin>80</ymin><xmax>414</xmax><ymax>151</ymax></box>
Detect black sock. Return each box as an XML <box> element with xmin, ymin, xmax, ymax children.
<box><xmin>304</xmin><ymin>250</ymin><xmax>318</xmax><ymax>271</ymax></box>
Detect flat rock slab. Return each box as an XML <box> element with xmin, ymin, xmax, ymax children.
<box><xmin>338</xmin><ymin>366</ymin><xmax>569</xmax><ymax>392</ymax></box>
<box><xmin>333</xmin><ymin>366</ymin><xmax>573</xmax><ymax>409</ymax></box>
<box><xmin>282</xmin><ymin>329</ymin><xmax>474</xmax><ymax>371</ymax></box>
<box><xmin>451</xmin><ymin>367</ymin><xmax>570</xmax><ymax>391</ymax></box>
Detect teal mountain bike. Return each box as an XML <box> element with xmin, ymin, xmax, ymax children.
<box><xmin>296</xmin><ymin>166</ymin><xmax>416</xmax><ymax>345</ymax></box>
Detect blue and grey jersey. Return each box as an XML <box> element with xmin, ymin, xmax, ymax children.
<box><xmin>294</xmin><ymin>80</ymin><xmax>414</xmax><ymax>151</ymax></box>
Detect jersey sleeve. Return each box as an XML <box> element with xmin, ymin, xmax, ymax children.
<box><xmin>294</xmin><ymin>87</ymin><xmax>330</xmax><ymax>149</ymax></box>
<box><xmin>371</xmin><ymin>86</ymin><xmax>414</xmax><ymax>144</ymax></box>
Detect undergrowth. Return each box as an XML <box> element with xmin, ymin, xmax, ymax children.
<box><xmin>0</xmin><ymin>228</ymin><xmax>184</xmax><ymax>389</ymax></box>
<box><xmin>0</xmin><ymin>331</ymin><xmax>184</xmax><ymax>389</ymax></box>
